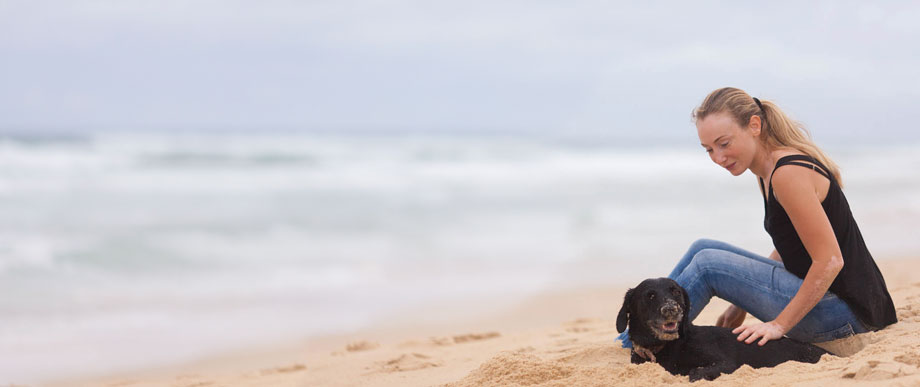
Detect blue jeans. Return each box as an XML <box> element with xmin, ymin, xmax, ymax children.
<box><xmin>617</xmin><ymin>239</ymin><xmax>868</xmax><ymax>347</ymax></box>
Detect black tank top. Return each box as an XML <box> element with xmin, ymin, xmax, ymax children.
<box><xmin>759</xmin><ymin>155</ymin><xmax>897</xmax><ymax>330</ymax></box>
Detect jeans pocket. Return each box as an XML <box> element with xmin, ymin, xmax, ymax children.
<box><xmin>813</xmin><ymin>323</ymin><xmax>856</xmax><ymax>343</ymax></box>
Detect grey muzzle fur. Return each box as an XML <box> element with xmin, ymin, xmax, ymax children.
<box><xmin>661</xmin><ymin>300</ymin><xmax>681</xmax><ymax>320</ymax></box>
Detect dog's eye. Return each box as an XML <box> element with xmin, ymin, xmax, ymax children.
<box><xmin>648</xmin><ymin>293</ymin><xmax>656</xmax><ymax>300</ymax></box>
<box><xmin>670</xmin><ymin>287</ymin><xmax>681</xmax><ymax>296</ymax></box>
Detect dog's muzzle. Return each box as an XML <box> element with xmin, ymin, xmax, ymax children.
<box><xmin>661</xmin><ymin>300</ymin><xmax>682</xmax><ymax>320</ymax></box>
<box><xmin>649</xmin><ymin>300</ymin><xmax>683</xmax><ymax>340</ymax></box>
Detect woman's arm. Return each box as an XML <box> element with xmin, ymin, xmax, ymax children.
<box><xmin>733</xmin><ymin>165</ymin><xmax>844</xmax><ymax>345</ymax></box>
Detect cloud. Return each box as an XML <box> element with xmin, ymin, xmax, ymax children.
<box><xmin>0</xmin><ymin>1</ymin><xmax>918</xmax><ymax>135</ymax></box>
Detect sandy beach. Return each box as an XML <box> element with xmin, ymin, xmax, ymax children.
<box><xmin>6</xmin><ymin>3</ymin><xmax>920</xmax><ymax>387</ymax></box>
<box><xmin>49</xmin><ymin>257</ymin><xmax>920</xmax><ymax>387</ymax></box>
<box><xmin>9</xmin><ymin>134</ymin><xmax>918</xmax><ymax>387</ymax></box>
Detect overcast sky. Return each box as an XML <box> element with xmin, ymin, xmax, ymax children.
<box><xmin>1</xmin><ymin>1</ymin><xmax>918</xmax><ymax>140</ymax></box>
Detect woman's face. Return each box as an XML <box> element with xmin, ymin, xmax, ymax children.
<box><xmin>696</xmin><ymin>112</ymin><xmax>760</xmax><ymax>176</ymax></box>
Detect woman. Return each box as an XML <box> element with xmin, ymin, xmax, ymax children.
<box><xmin>617</xmin><ymin>87</ymin><xmax>897</xmax><ymax>350</ymax></box>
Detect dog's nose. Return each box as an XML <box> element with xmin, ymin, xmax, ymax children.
<box><xmin>661</xmin><ymin>301</ymin><xmax>681</xmax><ymax>318</ymax></box>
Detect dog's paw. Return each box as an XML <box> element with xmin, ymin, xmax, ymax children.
<box><xmin>631</xmin><ymin>345</ymin><xmax>657</xmax><ymax>362</ymax></box>
<box><xmin>629</xmin><ymin>351</ymin><xmax>650</xmax><ymax>364</ymax></box>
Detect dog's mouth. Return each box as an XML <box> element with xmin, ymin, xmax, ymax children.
<box><xmin>648</xmin><ymin>317</ymin><xmax>682</xmax><ymax>340</ymax></box>
<box><xmin>660</xmin><ymin>321</ymin><xmax>679</xmax><ymax>333</ymax></box>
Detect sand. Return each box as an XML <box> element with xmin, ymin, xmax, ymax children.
<box><xmin>53</xmin><ymin>258</ymin><xmax>920</xmax><ymax>386</ymax></box>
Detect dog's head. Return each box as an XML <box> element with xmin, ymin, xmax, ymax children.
<box><xmin>616</xmin><ymin>278</ymin><xmax>690</xmax><ymax>345</ymax></box>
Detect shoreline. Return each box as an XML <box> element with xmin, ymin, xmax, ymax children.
<box><xmin>47</xmin><ymin>256</ymin><xmax>919</xmax><ymax>386</ymax></box>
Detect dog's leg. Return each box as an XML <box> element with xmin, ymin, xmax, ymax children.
<box><xmin>631</xmin><ymin>345</ymin><xmax>657</xmax><ymax>363</ymax></box>
<box><xmin>688</xmin><ymin>361</ymin><xmax>736</xmax><ymax>382</ymax></box>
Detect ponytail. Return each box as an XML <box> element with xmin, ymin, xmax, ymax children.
<box><xmin>693</xmin><ymin>87</ymin><xmax>843</xmax><ymax>186</ymax></box>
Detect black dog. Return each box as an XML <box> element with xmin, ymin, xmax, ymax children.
<box><xmin>617</xmin><ymin>278</ymin><xmax>828</xmax><ymax>381</ymax></box>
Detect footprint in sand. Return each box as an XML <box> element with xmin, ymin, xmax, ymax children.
<box><xmin>173</xmin><ymin>374</ymin><xmax>214</xmax><ymax>387</ymax></box>
<box><xmin>568</xmin><ymin>318</ymin><xmax>602</xmax><ymax>324</ymax></box>
<box><xmin>260</xmin><ymin>363</ymin><xmax>307</xmax><ymax>375</ymax></box>
<box><xmin>895</xmin><ymin>353</ymin><xmax>920</xmax><ymax>368</ymax></box>
<box><xmin>453</xmin><ymin>332</ymin><xmax>501</xmax><ymax>343</ymax></box>
<box><xmin>171</xmin><ymin>376</ymin><xmax>213</xmax><ymax>387</ymax></box>
<box><xmin>375</xmin><ymin>353</ymin><xmax>443</xmax><ymax>372</ymax></box>
<box><xmin>346</xmin><ymin>340</ymin><xmax>380</xmax><ymax>352</ymax></box>
<box><xmin>841</xmin><ymin>359</ymin><xmax>918</xmax><ymax>380</ymax></box>
<box><xmin>563</xmin><ymin>318</ymin><xmax>607</xmax><ymax>333</ymax></box>
<box><xmin>428</xmin><ymin>332</ymin><xmax>501</xmax><ymax>346</ymax></box>
<box><xmin>896</xmin><ymin>304</ymin><xmax>920</xmax><ymax>322</ymax></box>
<box><xmin>429</xmin><ymin>332</ymin><xmax>501</xmax><ymax>346</ymax></box>
<box><xmin>429</xmin><ymin>336</ymin><xmax>455</xmax><ymax>346</ymax></box>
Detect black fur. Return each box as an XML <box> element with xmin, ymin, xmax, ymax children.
<box><xmin>617</xmin><ymin>278</ymin><xmax>829</xmax><ymax>381</ymax></box>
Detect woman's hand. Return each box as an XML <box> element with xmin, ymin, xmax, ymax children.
<box><xmin>732</xmin><ymin>321</ymin><xmax>787</xmax><ymax>346</ymax></box>
<box><xmin>715</xmin><ymin>304</ymin><xmax>747</xmax><ymax>329</ymax></box>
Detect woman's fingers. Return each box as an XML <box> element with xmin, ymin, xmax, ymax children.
<box><xmin>733</xmin><ymin>322</ymin><xmax>783</xmax><ymax>346</ymax></box>
<box><xmin>744</xmin><ymin>329</ymin><xmax>761</xmax><ymax>344</ymax></box>
<box><xmin>733</xmin><ymin>324</ymin><xmax>766</xmax><ymax>344</ymax></box>
<box><xmin>733</xmin><ymin>325</ymin><xmax>754</xmax><ymax>341</ymax></box>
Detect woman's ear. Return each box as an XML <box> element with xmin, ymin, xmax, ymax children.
<box><xmin>749</xmin><ymin>115</ymin><xmax>762</xmax><ymax>137</ymax></box>
<box><xmin>616</xmin><ymin>288</ymin><xmax>634</xmax><ymax>333</ymax></box>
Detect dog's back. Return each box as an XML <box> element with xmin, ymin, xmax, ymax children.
<box><xmin>643</xmin><ymin>325</ymin><xmax>828</xmax><ymax>381</ymax></box>
<box><xmin>689</xmin><ymin>326</ymin><xmax>826</xmax><ymax>367</ymax></box>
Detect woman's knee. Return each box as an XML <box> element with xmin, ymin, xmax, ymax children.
<box><xmin>679</xmin><ymin>249</ymin><xmax>724</xmax><ymax>284</ymax></box>
<box><xmin>684</xmin><ymin>248</ymin><xmax>748</xmax><ymax>283</ymax></box>
<box><xmin>690</xmin><ymin>248</ymin><xmax>725</xmax><ymax>268</ymax></box>
<box><xmin>671</xmin><ymin>239</ymin><xmax>731</xmax><ymax>281</ymax></box>
<box><xmin>686</xmin><ymin>238</ymin><xmax>722</xmax><ymax>256</ymax></box>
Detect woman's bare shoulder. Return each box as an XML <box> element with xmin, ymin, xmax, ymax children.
<box><xmin>771</xmin><ymin>158</ymin><xmax>829</xmax><ymax>203</ymax></box>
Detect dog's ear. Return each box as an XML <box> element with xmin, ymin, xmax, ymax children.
<box><xmin>678</xmin><ymin>284</ymin><xmax>691</xmax><ymax>336</ymax></box>
<box><xmin>616</xmin><ymin>288</ymin><xmax>634</xmax><ymax>333</ymax></box>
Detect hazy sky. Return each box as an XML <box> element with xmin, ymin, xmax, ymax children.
<box><xmin>2</xmin><ymin>1</ymin><xmax>918</xmax><ymax>140</ymax></box>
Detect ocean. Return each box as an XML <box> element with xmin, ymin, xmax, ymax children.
<box><xmin>1</xmin><ymin>131</ymin><xmax>918</xmax><ymax>383</ymax></box>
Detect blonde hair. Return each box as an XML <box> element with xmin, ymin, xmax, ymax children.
<box><xmin>692</xmin><ymin>87</ymin><xmax>843</xmax><ymax>186</ymax></box>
